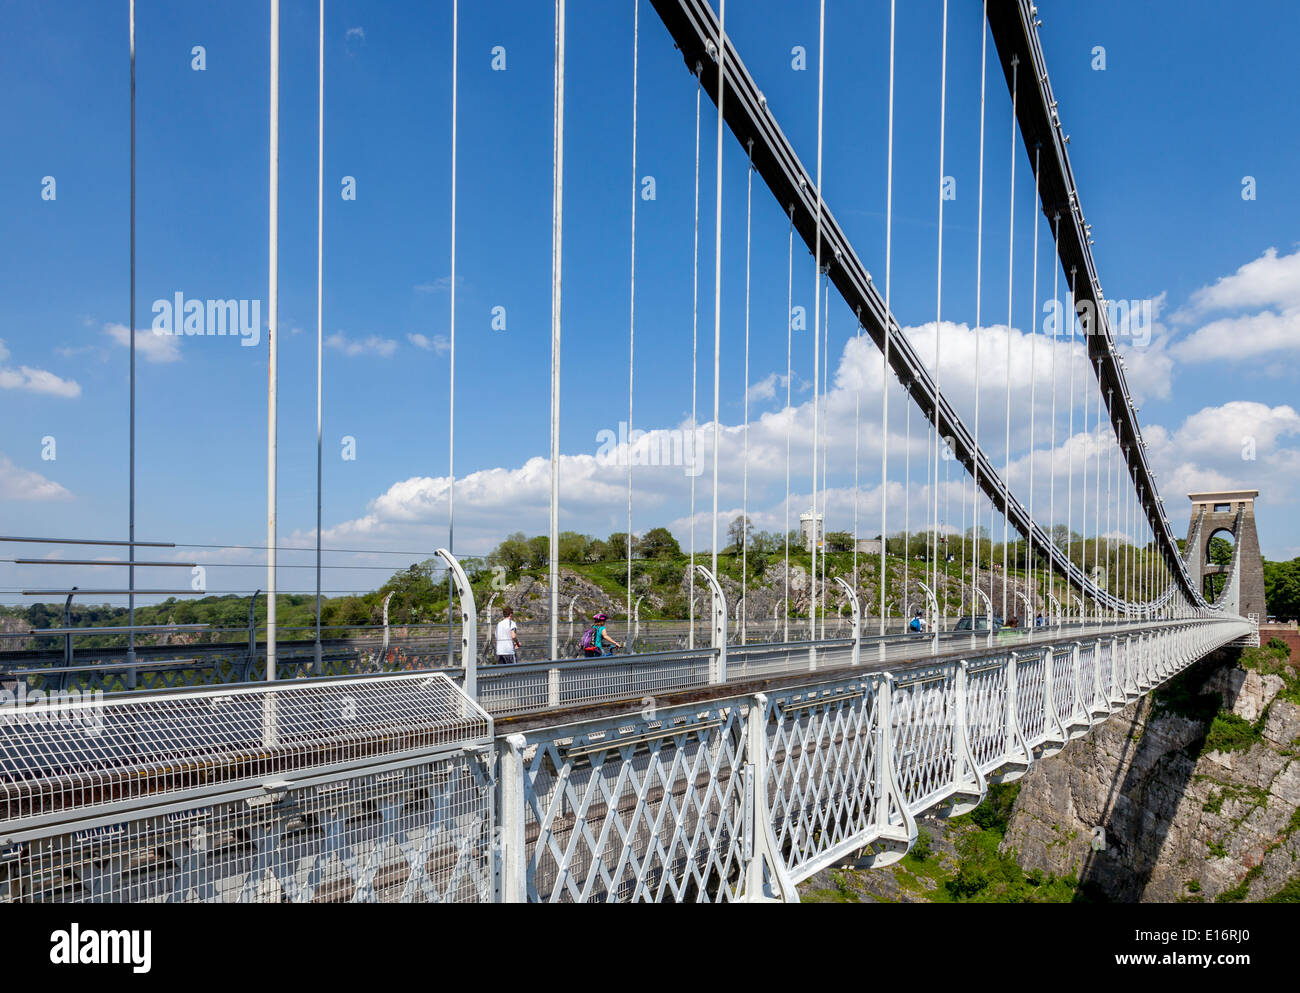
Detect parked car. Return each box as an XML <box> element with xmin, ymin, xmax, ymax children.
<box><xmin>954</xmin><ymin>614</ymin><xmax>1003</xmax><ymax>632</ymax></box>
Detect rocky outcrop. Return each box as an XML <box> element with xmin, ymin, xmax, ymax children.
<box><xmin>493</xmin><ymin>569</ymin><xmax>627</xmax><ymax>622</ymax></box>
<box><xmin>1003</xmin><ymin>649</ymin><xmax>1300</xmax><ymax>902</ymax></box>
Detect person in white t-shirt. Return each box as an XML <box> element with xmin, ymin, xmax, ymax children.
<box><xmin>495</xmin><ymin>606</ymin><xmax>521</xmax><ymax>664</ymax></box>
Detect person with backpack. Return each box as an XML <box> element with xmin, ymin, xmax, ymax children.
<box><xmin>581</xmin><ymin>612</ymin><xmax>623</xmax><ymax>657</ymax></box>
<box><xmin>908</xmin><ymin>609</ymin><xmax>926</xmax><ymax>635</ymax></box>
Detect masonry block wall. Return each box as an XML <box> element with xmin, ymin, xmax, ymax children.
<box><xmin>1186</xmin><ymin>490</ymin><xmax>1267</xmax><ymax>620</ymax></box>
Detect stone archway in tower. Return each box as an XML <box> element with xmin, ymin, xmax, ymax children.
<box><xmin>1202</xmin><ymin>528</ymin><xmax>1235</xmax><ymax>603</ymax></box>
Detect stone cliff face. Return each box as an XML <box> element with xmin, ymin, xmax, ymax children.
<box><xmin>1004</xmin><ymin>647</ymin><xmax>1300</xmax><ymax>902</ymax></box>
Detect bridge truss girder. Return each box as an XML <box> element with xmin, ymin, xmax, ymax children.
<box><xmin>648</xmin><ymin>0</ymin><xmax>1207</xmax><ymax>614</ymax></box>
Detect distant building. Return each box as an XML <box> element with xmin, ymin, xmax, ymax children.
<box><xmin>799</xmin><ymin>511</ymin><xmax>823</xmax><ymax>553</ymax></box>
<box><xmin>855</xmin><ymin>538</ymin><xmax>882</xmax><ymax>556</ymax></box>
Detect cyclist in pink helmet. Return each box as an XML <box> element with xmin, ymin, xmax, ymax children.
<box><xmin>581</xmin><ymin>612</ymin><xmax>623</xmax><ymax>657</ymax></box>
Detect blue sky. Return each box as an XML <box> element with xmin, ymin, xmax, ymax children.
<box><xmin>2</xmin><ymin>0</ymin><xmax>1298</xmax><ymax>604</ymax></box>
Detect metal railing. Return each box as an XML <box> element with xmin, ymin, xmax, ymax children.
<box><xmin>498</xmin><ymin>615</ymin><xmax>1251</xmax><ymax>901</ymax></box>
<box><xmin>0</xmin><ymin>673</ymin><xmax>495</xmax><ymax>903</ymax></box>
<box><xmin>0</xmin><ymin>614</ymin><xmax>1251</xmax><ymax>903</ymax></box>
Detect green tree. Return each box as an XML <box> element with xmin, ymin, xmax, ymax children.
<box><xmin>640</xmin><ymin>527</ymin><xmax>681</xmax><ymax>559</ymax></box>
<box><xmin>750</xmin><ymin>530</ymin><xmax>779</xmax><ymax>556</ymax></box>
<box><xmin>557</xmin><ymin>531</ymin><xmax>591</xmax><ymax>563</ymax></box>
<box><xmin>727</xmin><ymin>515</ymin><xmax>752</xmax><ymax>552</ymax></box>
<box><xmin>488</xmin><ymin>532</ymin><xmax>530</xmax><ymax>575</ymax></box>
<box><xmin>825</xmin><ymin>531</ymin><xmax>854</xmax><ymax>553</ymax></box>
<box><xmin>606</xmin><ymin>532</ymin><xmax>631</xmax><ymax>561</ymax></box>
<box><xmin>1263</xmin><ymin>557</ymin><xmax>1300</xmax><ymax>619</ymax></box>
<box><xmin>527</xmin><ymin>535</ymin><xmax>549</xmax><ymax>569</ymax></box>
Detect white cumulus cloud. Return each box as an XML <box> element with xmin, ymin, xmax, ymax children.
<box><xmin>104</xmin><ymin>322</ymin><xmax>180</xmax><ymax>363</ymax></box>
<box><xmin>326</xmin><ymin>332</ymin><xmax>398</xmax><ymax>358</ymax></box>
<box><xmin>0</xmin><ymin>339</ymin><xmax>82</xmax><ymax>397</ymax></box>
<box><xmin>1171</xmin><ymin>247</ymin><xmax>1300</xmax><ymax>363</ymax></box>
<box><xmin>407</xmin><ymin>333</ymin><xmax>451</xmax><ymax>354</ymax></box>
<box><xmin>0</xmin><ymin>452</ymin><xmax>72</xmax><ymax>501</ymax></box>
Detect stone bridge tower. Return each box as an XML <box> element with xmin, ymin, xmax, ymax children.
<box><xmin>1184</xmin><ymin>490</ymin><xmax>1266</xmax><ymax>620</ymax></box>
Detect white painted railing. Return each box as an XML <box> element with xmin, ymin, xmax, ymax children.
<box><xmin>496</xmin><ymin>617</ymin><xmax>1251</xmax><ymax>902</ymax></box>
<box><xmin>0</xmin><ymin>617</ymin><xmax>1250</xmax><ymax>903</ymax></box>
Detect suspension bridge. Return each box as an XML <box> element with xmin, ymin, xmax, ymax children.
<box><xmin>0</xmin><ymin>0</ymin><xmax>1261</xmax><ymax>903</ymax></box>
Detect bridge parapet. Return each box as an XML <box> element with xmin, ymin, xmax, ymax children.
<box><xmin>493</xmin><ymin>617</ymin><xmax>1247</xmax><ymax>902</ymax></box>
<box><xmin>0</xmin><ymin>673</ymin><xmax>494</xmax><ymax>903</ymax></box>
<box><xmin>0</xmin><ymin>617</ymin><xmax>1248</xmax><ymax>902</ymax></box>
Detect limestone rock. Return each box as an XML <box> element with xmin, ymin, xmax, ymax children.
<box><xmin>1004</xmin><ymin>648</ymin><xmax>1300</xmax><ymax>902</ymax></box>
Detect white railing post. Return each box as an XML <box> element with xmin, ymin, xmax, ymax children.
<box><xmin>1109</xmin><ymin>635</ymin><xmax>1121</xmax><ymax>705</ymax></box>
<box><xmin>948</xmin><ymin>660</ymin><xmax>987</xmax><ymax>814</ymax></box>
<box><xmin>695</xmin><ymin>564</ymin><xmax>728</xmax><ymax>684</ymax></box>
<box><xmin>1041</xmin><ymin>646</ymin><xmax>1067</xmax><ymax>756</ymax></box>
<box><xmin>1002</xmin><ymin>650</ymin><xmax>1033</xmax><ymax>778</ymax></box>
<box><xmin>1091</xmin><ymin>637</ymin><xmax>1104</xmax><ymax>716</ymax></box>
<box><xmin>1070</xmin><ymin>640</ymin><xmax>1084</xmax><ymax>734</ymax></box>
<box><xmin>859</xmin><ymin>673</ymin><xmax>915</xmax><ymax>866</ymax></box>
<box><xmin>1005</xmin><ymin>651</ymin><xmax>1018</xmax><ymax>760</ymax></box>
<box><xmin>1047</xmin><ymin>592</ymin><xmax>1062</xmax><ymax>628</ymax></box>
<box><xmin>742</xmin><ymin>693</ymin><xmax>797</xmax><ymax>902</ymax></box>
<box><xmin>436</xmin><ymin>547</ymin><xmax>478</xmax><ymax>700</ymax></box>
<box><xmin>1042</xmin><ymin>645</ymin><xmax>1056</xmax><ymax>735</ymax></box>
<box><xmin>834</xmin><ymin>576</ymin><xmax>861</xmax><ymax>666</ymax></box>
<box><xmin>548</xmin><ymin>666</ymin><xmax>560</xmax><ymax>709</ymax></box>
<box><xmin>498</xmin><ymin>732</ymin><xmax>529</xmax><ymax>903</ymax></box>
<box><xmin>379</xmin><ymin>590</ymin><xmax>394</xmax><ymax>669</ymax></box>
<box><xmin>918</xmin><ymin>580</ymin><xmax>940</xmax><ymax>656</ymax></box>
<box><xmin>972</xmin><ymin>585</ymin><xmax>994</xmax><ymax>649</ymax></box>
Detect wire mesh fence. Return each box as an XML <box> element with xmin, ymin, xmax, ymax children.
<box><xmin>1</xmin><ymin>673</ymin><xmax>494</xmax><ymax>904</ymax></box>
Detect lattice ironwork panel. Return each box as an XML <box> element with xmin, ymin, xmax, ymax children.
<box><xmin>1113</xmin><ymin>639</ymin><xmax>1128</xmax><ymax>689</ymax></box>
<box><xmin>1078</xmin><ymin>643</ymin><xmax>1098</xmax><ymax>711</ymax></box>
<box><xmin>1</xmin><ymin>751</ymin><xmax>494</xmax><ymax>903</ymax></box>
<box><xmin>1016</xmin><ymin>651</ymin><xmax>1047</xmax><ymax>746</ymax></box>
<box><xmin>521</xmin><ymin>705</ymin><xmax>750</xmax><ymax>903</ymax></box>
<box><xmin>890</xmin><ymin>667</ymin><xmax>957</xmax><ymax>810</ymax></box>
<box><xmin>966</xmin><ymin>660</ymin><xmax>1008</xmax><ymax>775</ymax></box>
<box><xmin>764</xmin><ymin>680</ymin><xmax>878</xmax><ymax>875</ymax></box>
<box><xmin>1051</xmin><ymin>648</ymin><xmax>1075</xmax><ymax>727</ymax></box>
